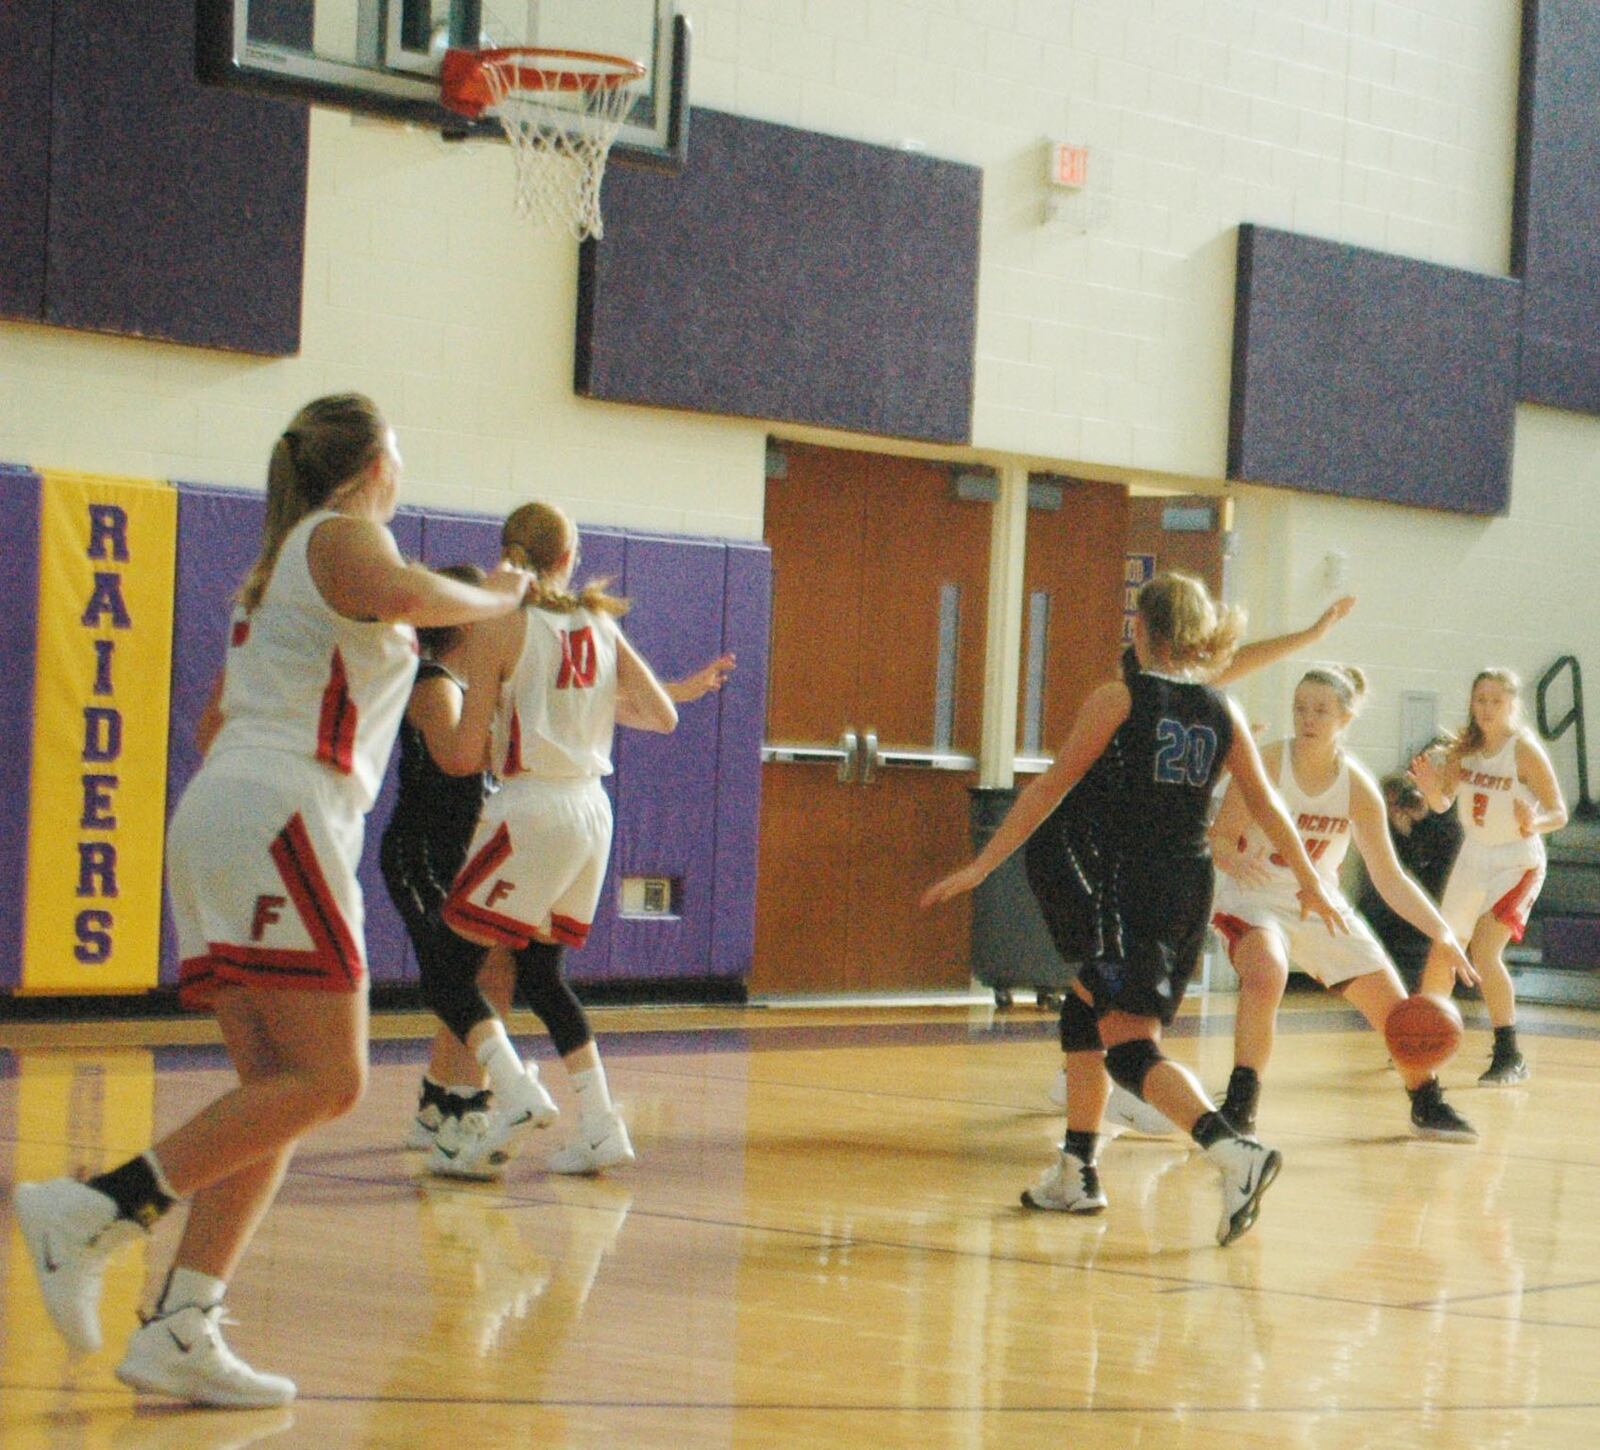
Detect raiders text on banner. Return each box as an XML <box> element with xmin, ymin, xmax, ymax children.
<box><xmin>22</xmin><ymin>473</ymin><xmax>176</xmax><ymax>993</ymax></box>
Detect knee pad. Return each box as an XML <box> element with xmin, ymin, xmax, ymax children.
<box><xmin>417</xmin><ymin>927</ymin><xmax>494</xmax><ymax>1044</ymax></box>
<box><xmin>1104</xmin><ymin>1039</ymin><xmax>1164</xmax><ymax>1097</ymax></box>
<box><xmin>513</xmin><ymin>941</ymin><xmax>593</xmax><ymax>1057</ymax></box>
<box><xmin>1058</xmin><ymin>991</ymin><xmax>1101</xmax><ymax>1054</ymax></box>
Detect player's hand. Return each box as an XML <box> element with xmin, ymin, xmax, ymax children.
<box><xmin>919</xmin><ymin>862</ymin><xmax>987</xmax><ymax>911</ymax></box>
<box><xmin>1408</xmin><ymin>750</ymin><xmax>1445</xmax><ymax>798</ymax></box>
<box><xmin>1514</xmin><ymin>796</ymin><xmax>1538</xmax><ymax>837</ymax></box>
<box><xmin>485</xmin><ymin>560</ymin><xmax>535</xmax><ymax>601</ymax></box>
<box><xmin>1312</xmin><ymin>595</ymin><xmax>1356</xmax><ymax>636</ymax></box>
<box><xmin>1436</xmin><ymin>932</ymin><xmax>1480</xmax><ymax>986</ymax></box>
<box><xmin>1296</xmin><ymin>879</ymin><xmax>1348</xmax><ymax>936</ymax></box>
<box><xmin>679</xmin><ymin>652</ymin><xmax>736</xmax><ymax>700</ymax></box>
<box><xmin>1215</xmin><ymin>843</ymin><xmax>1273</xmax><ymax>889</ymax></box>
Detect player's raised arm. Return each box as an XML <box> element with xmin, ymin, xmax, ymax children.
<box><xmin>920</xmin><ymin>680</ymin><xmax>1131</xmax><ymax>910</ymax></box>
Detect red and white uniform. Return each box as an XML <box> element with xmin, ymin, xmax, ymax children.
<box><xmin>168</xmin><ymin>511</ymin><xmax>418</xmax><ymax>1007</ymax></box>
<box><xmin>443</xmin><ymin>605</ymin><xmax>619</xmax><ymax>950</ymax></box>
<box><xmin>1212</xmin><ymin>743</ymin><xmax>1390</xmax><ymax>987</ymax></box>
<box><xmin>1440</xmin><ymin>736</ymin><xmax>1545</xmax><ymax>942</ymax></box>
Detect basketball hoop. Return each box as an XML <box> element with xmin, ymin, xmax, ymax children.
<box><xmin>441</xmin><ymin>47</ymin><xmax>646</xmax><ymax>241</ymax></box>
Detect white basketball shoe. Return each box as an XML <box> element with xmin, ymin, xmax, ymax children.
<box><xmin>1020</xmin><ymin>1151</ymin><xmax>1108</xmax><ymax>1214</ymax></box>
<box><xmin>549</xmin><ymin>1110</ymin><xmax>635</xmax><ymax>1176</ymax></box>
<box><xmin>116</xmin><ymin>1304</ymin><xmax>295</xmax><ymax>1408</ymax></box>
<box><xmin>14</xmin><ymin>1178</ymin><xmax>144</xmax><ymax>1353</ymax></box>
<box><xmin>1049</xmin><ymin>1072</ymin><xmax>1177</xmax><ymax>1136</ymax></box>
<box><xmin>1207</xmin><ymin>1135</ymin><xmax>1282</xmax><ymax>1247</ymax></box>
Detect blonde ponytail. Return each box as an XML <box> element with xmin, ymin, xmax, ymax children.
<box><xmin>501</xmin><ymin>501</ymin><xmax>629</xmax><ymax>619</ymax></box>
<box><xmin>1300</xmin><ymin>663</ymin><xmax>1367</xmax><ymax>714</ymax></box>
<box><xmin>238</xmin><ymin>393</ymin><xmax>387</xmax><ymax>612</ymax></box>
<box><xmin>1136</xmin><ymin>572</ymin><xmax>1244</xmax><ymax>673</ymax></box>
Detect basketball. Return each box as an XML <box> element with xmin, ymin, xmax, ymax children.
<box><xmin>1384</xmin><ymin>993</ymin><xmax>1464</xmax><ymax>1072</ymax></box>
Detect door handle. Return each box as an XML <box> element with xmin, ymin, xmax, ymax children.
<box><xmin>860</xmin><ymin>730</ymin><xmax>879</xmax><ymax>784</ymax></box>
<box><xmin>872</xmin><ymin>748</ymin><xmax>979</xmax><ymax>772</ymax></box>
<box><xmin>837</xmin><ymin>728</ymin><xmax>859</xmax><ymax>783</ymax></box>
<box><xmin>760</xmin><ymin>727</ymin><xmax>859</xmax><ymax>782</ymax></box>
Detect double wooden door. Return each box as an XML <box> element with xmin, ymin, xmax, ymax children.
<box><xmin>752</xmin><ymin>448</ymin><xmax>1131</xmax><ymax>994</ymax></box>
<box><xmin>752</xmin><ymin>447</ymin><xmax>989</xmax><ymax>993</ymax></box>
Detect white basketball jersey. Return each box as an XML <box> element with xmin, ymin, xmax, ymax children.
<box><xmin>209</xmin><ymin>510</ymin><xmax>418</xmax><ymax>811</ymax></box>
<box><xmin>1235</xmin><ymin>741</ymin><xmax>1354</xmax><ymax>886</ymax></box>
<box><xmin>497</xmin><ymin>605</ymin><xmax>620</xmax><ymax>780</ymax></box>
<box><xmin>1456</xmin><ymin>737</ymin><xmax>1536</xmax><ymax>847</ymax></box>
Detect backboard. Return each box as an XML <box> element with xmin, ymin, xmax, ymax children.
<box><xmin>196</xmin><ymin>0</ymin><xmax>687</xmax><ymax>168</ymax></box>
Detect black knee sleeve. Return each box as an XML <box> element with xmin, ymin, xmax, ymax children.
<box><xmin>513</xmin><ymin>941</ymin><xmax>592</xmax><ymax>1057</ymax></box>
<box><xmin>1104</xmin><ymin>1039</ymin><xmax>1164</xmax><ymax>1097</ymax></box>
<box><xmin>418</xmin><ymin>926</ymin><xmax>495</xmax><ymax>1045</ymax></box>
<box><xmin>1059</xmin><ymin>991</ymin><xmax>1102</xmax><ymax>1053</ymax></box>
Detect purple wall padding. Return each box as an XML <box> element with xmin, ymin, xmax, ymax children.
<box><xmin>607</xmin><ymin>536</ymin><xmax>728</xmax><ymax>981</ymax></box>
<box><xmin>0</xmin><ymin>468</ymin><xmax>42</xmax><ymax>989</ymax></box>
<box><xmin>0</xmin><ymin>4</ymin><xmax>51</xmax><ymax>320</ymax></box>
<box><xmin>45</xmin><ymin>1</ymin><xmax>308</xmax><ymax>354</ymax></box>
<box><xmin>710</xmin><ymin>543</ymin><xmax>770</xmax><ymax>980</ymax></box>
<box><xmin>578</xmin><ymin>108</ymin><xmax>981</xmax><ymax>444</ymax></box>
<box><xmin>1512</xmin><ymin>0</ymin><xmax>1600</xmax><ymax>415</ymax></box>
<box><xmin>1228</xmin><ymin>225</ymin><xmax>1522</xmax><ymax>515</ymax></box>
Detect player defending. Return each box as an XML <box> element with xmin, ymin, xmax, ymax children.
<box><xmin>924</xmin><ymin>573</ymin><xmax>1345</xmax><ymax>1246</ymax></box>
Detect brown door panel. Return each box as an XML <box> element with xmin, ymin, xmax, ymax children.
<box><xmin>847</xmin><ymin>772</ymin><xmax>973</xmax><ymax>991</ymax></box>
<box><xmin>750</xmin><ymin>764</ymin><xmax>857</xmax><ymax>993</ymax></box>
<box><xmin>1020</xmin><ymin>479</ymin><xmax>1130</xmax><ymax>751</ymax></box>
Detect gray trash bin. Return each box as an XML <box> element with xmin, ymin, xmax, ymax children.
<box><xmin>969</xmin><ymin>786</ymin><xmax>1073</xmax><ymax>1009</ymax></box>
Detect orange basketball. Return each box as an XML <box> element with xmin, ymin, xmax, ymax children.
<box><xmin>1384</xmin><ymin>993</ymin><xmax>1464</xmax><ymax>1073</ymax></box>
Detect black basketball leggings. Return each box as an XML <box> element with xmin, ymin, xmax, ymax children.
<box><xmin>418</xmin><ymin>924</ymin><xmax>593</xmax><ymax>1059</ymax></box>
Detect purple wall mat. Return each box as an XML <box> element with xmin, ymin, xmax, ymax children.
<box><xmin>47</xmin><ymin>0</ymin><xmax>307</xmax><ymax>354</ymax></box>
<box><xmin>710</xmin><ymin>543</ymin><xmax>770</xmax><ymax>981</ymax></box>
<box><xmin>359</xmin><ymin>508</ymin><xmax>423</xmax><ymax>983</ymax></box>
<box><xmin>0</xmin><ymin>4</ymin><xmax>51</xmax><ymax>320</ymax></box>
<box><xmin>0</xmin><ymin>468</ymin><xmax>43</xmax><ymax>989</ymax></box>
<box><xmin>1228</xmin><ymin>225</ymin><xmax>1521</xmax><ymax>515</ymax></box>
<box><xmin>577</xmin><ymin>108</ymin><xmax>982</xmax><ymax>444</ymax></box>
<box><xmin>608</xmin><ymin>536</ymin><xmax>728</xmax><ymax>981</ymax></box>
<box><xmin>1512</xmin><ymin>0</ymin><xmax>1600</xmax><ymax>415</ymax></box>
<box><xmin>160</xmin><ymin>485</ymin><xmax>268</xmax><ymax>983</ymax></box>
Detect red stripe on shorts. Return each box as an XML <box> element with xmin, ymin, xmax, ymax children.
<box><xmin>1211</xmin><ymin>912</ymin><xmax>1255</xmax><ymax>962</ymax></box>
<box><xmin>1490</xmin><ymin>868</ymin><xmax>1542</xmax><ymax>943</ymax></box>
<box><xmin>442</xmin><ymin>823</ymin><xmax>534</xmax><ymax>948</ymax></box>
<box><xmin>550</xmin><ymin>913</ymin><xmax>591</xmax><ymax>947</ymax></box>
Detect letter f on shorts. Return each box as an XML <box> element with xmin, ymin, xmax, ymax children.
<box><xmin>486</xmin><ymin>880</ymin><xmax>515</xmax><ymax>908</ymax></box>
<box><xmin>251</xmin><ymin>895</ymin><xmax>287</xmax><ymax>941</ymax></box>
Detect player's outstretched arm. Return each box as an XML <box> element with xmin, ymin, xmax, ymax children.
<box><xmin>308</xmin><ymin>516</ymin><xmax>531</xmax><ymax>627</ymax></box>
<box><xmin>1212</xmin><ymin>595</ymin><xmax>1356</xmax><ymax>686</ymax></box>
<box><xmin>1207</xmin><ymin>765</ymin><xmax>1276</xmax><ymax>889</ymax></box>
<box><xmin>919</xmin><ymin>681</ymin><xmax>1130</xmax><ymax>910</ymax></box>
<box><xmin>1223</xmin><ymin>700</ymin><xmax>1346</xmax><ymax>936</ymax></box>
<box><xmin>664</xmin><ymin>652</ymin><xmax>736</xmax><ymax>704</ymax></box>
<box><xmin>1347</xmin><ymin>763</ymin><xmax>1477</xmax><ymax>984</ymax></box>
<box><xmin>615</xmin><ymin>632</ymin><xmax>678</xmax><ymax>734</ymax></box>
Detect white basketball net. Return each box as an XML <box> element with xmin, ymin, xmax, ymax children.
<box><xmin>477</xmin><ymin>57</ymin><xmax>640</xmax><ymax>242</ymax></box>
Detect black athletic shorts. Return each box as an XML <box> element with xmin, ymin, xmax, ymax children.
<box><xmin>1076</xmin><ymin>852</ymin><xmax>1214</xmax><ymax>1025</ymax></box>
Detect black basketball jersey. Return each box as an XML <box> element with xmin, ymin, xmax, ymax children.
<box><xmin>1098</xmin><ymin>671</ymin><xmax>1234</xmax><ymax>859</ymax></box>
<box><xmin>379</xmin><ymin>661</ymin><xmax>492</xmax><ymax>918</ymax></box>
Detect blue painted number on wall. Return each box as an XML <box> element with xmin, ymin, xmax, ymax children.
<box><xmin>1153</xmin><ymin>718</ymin><xmax>1218</xmax><ymax>787</ymax></box>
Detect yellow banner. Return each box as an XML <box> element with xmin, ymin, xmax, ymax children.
<box><xmin>22</xmin><ymin>472</ymin><xmax>176</xmax><ymax>993</ymax></box>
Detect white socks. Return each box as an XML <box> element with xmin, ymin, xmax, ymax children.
<box><xmin>158</xmin><ymin>1266</ymin><xmax>226</xmax><ymax>1316</ymax></box>
<box><xmin>474</xmin><ymin>1021</ymin><xmax>529</xmax><ymax>1097</ymax></box>
<box><xmin>571</xmin><ymin>1063</ymin><xmax>615</xmax><ymax>1133</ymax></box>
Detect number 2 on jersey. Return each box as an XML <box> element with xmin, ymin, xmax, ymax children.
<box><xmin>1153</xmin><ymin>718</ymin><xmax>1218</xmax><ymax>787</ymax></box>
<box><xmin>1472</xmin><ymin>791</ymin><xmax>1489</xmax><ymax>827</ymax></box>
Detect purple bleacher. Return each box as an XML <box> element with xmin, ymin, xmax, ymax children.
<box><xmin>609</xmin><ymin>534</ymin><xmax>728</xmax><ymax>981</ymax></box>
<box><xmin>0</xmin><ymin>467</ymin><xmax>41</xmax><ymax>989</ymax></box>
<box><xmin>711</xmin><ymin>543</ymin><xmax>771</xmax><ymax>980</ymax></box>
